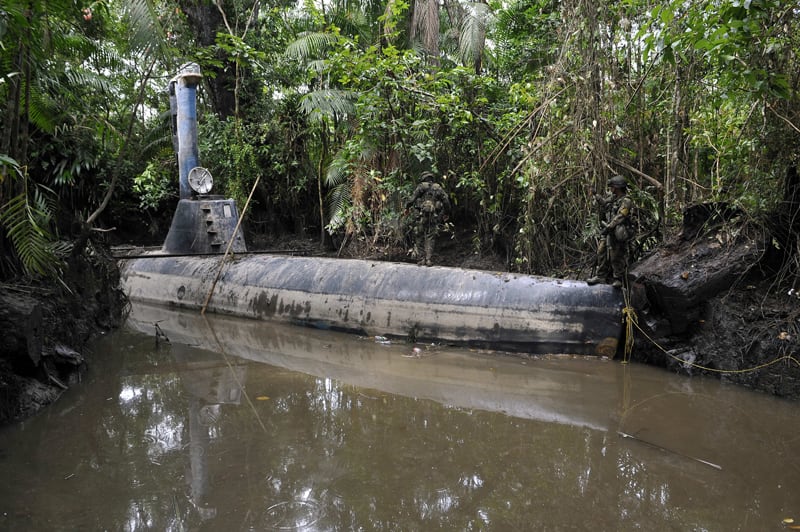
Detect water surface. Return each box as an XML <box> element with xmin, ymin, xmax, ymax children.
<box><xmin>0</xmin><ymin>303</ymin><xmax>798</xmax><ymax>531</ymax></box>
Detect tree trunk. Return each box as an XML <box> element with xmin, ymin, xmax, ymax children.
<box><xmin>177</xmin><ymin>0</ymin><xmax>237</xmax><ymax>118</ymax></box>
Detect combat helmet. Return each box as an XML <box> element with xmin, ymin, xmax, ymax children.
<box><xmin>420</xmin><ymin>171</ymin><xmax>435</xmax><ymax>182</ymax></box>
<box><xmin>607</xmin><ymin>175</ymin><xmax>627</xmax><ymax>189</ymax></box>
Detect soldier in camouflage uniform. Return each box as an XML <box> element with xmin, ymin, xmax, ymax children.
<box><xmin>406</xmin><ymin>172</ymin><xmax>450</xmax><ymax>266</ymax></box>
<box><xmin>587</xmin><ymin>175</ymin><xmax>635</xmax><ymax>288</ymax></box>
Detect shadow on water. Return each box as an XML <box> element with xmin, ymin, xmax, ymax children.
<box><xmin>1</xmin><ymin>302</ymin><xmax>799</xmax><ymax>531</ymax></box>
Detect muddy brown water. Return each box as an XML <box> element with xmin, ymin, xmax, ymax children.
<box><xmin>1</xmin><ymin>304</ymin><xmax>798</xmax><ymax>531</ymax></box>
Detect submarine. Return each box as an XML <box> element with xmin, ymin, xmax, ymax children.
<box><xmin>118</xmin><ymin>64</ymin><xmax>624</xmax><ymax>357</ymax></box>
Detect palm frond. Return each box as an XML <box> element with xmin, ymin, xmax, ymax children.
<box><xmin>325</xmin><ymin>180</ymin><xmax>353</xmax><ymax>232</ymax></box>
<box><xmin>24</xmin><ymin>86</ymin><xmax>58</xmax><ymax>134</ymax></box>
<box><xmin>0</xmin><ymin>162</ymin><xmax>62</xmax><ymax>278</ymax></box>
<box><xmin>459</xmin><ymin>1</ymin><xmax>491</xmax><ymax>70</ymax></box>
<box><xmin>90</xmin><ymin>44</ymin><xmax>127</xmax><ymax>73</ymax></box>
<box><xmin>325</xmin><ymin>157</ymin><xmax>350</xmax><ymax>187</ymax></box>
<box><xmin>126</xmin><ymin>0</ymin><xmax>169</xmax><ymax>58</ymax></box>
<box><xmin>61</xmin><ymin>68</ymin><xmax>115</xmax><ymax>95</ymax></box>
<box><xmin>306</xmin><ymin>59</ymin><xmax>329</xmax><ymax>74</ymax></box>
<box><xmin>299</xmin><ymin>89</ymin><xmax>356</xmax><ymax>122</ymax></box>
<box><xmin>0</xmin><ymin>193</ymin><xmax>61</xmax><ymax>278</ymax></box>
<box><xmin>324</xmin><ymin>154</ymin><xmax>355</xmax><ymax>232</ymax></box>
<box><xmin>51</xmin><ymin>29</ymin><xmax>97</xmax><ymax>58</ymax></box>
<box><xmin>286</xmin><ymin>32</ymin><xmax>340</xmax><ymax>63</ymax></box>
<box><xmin>412</xmin><ymin>0</ymin><xmax>440</xmax><ymax>58</ymax></box>
<box><xmin>329</xmin><ymin>7</ymin><xmax>371</xmax><ymax>42</ymax></box>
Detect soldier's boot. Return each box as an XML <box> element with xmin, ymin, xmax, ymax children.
<box><xmin>587</xmin><ymin>268</ymin><xmax>611</xmax><ymax>285</ymax></box>
<box><xmin>611</xmin><ymin>266</ymin><xmax>626</xmax><ymax>289</ymax></box>
<box><xmin>590</xmin><ymin>257</ymin><xmax>612</xmax><ymax>285</ymax></box>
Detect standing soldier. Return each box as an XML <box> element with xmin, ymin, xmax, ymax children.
<box><xmin>406</xmin><ymin>171</ymin><xmax>450</xmax><ymax>266</ymax></box>
<box><xmin>587</xmin><ymin>175</ymin><xmax>635</xmax><ymax>288</ymax></box>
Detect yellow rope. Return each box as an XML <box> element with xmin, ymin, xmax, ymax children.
<box><xmin>621</xmin><ymin>279</ymin><xmax>636</xmax><ymax>364</ymax></box>
<box><xmin>621</xmin><ymin>290</ymin><xmax>800</xmax><ymax>374</ymax></box>
<box><xmin>621</xmin><ymin>307</ymin><xmax>637</xmax><ymax>364</ymax></box>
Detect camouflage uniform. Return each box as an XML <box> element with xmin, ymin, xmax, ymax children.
<box><xmin>588</xmin><ymin>177</ymin><xmax>634</xmax><ymax>288</ymax></box>
<box><xmin>406</xmin><ymin>176</ymin><xmax>450</xmax><ymax>266</ymax></box>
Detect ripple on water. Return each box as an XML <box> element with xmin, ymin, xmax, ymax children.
<box><xmin>261</xmin><ymin>499</ymin><xmax>323</xmax><ymax>530</ymax></box>
<box><xmin>181</xmin><ymin>440</ymin><xmax>207</xmax><ymax>456</ymax></box>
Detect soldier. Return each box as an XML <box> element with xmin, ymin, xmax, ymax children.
<box><xmin>406</xmin><ymin>172</ymin><xmax>450</xmax><ymax>266</ymax></box>
<box><xmin>587</xmin><ymin>175</ymin><xmax>635</xmax><ymax>288</ymax></box>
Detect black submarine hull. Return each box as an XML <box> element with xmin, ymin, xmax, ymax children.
<box><xmin>119</xmin><ymin>254</ymin><xmax>623</xmax><ymax>356</ymax></box>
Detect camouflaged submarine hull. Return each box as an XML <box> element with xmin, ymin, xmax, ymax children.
<box><xmin>119</xmin><ymin>254</ymin><xmax>623</xmax><ymax>356</ymax></box>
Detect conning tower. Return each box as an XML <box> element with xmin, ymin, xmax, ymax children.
<box><xmin>162</xmin><ymin>63</ymin><xmax>246</xmax><ymax>255</ymax></box>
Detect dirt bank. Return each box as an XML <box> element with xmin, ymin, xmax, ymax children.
<box><xmin>0</xmin><ymin>242</ymin><xmax>127</xmax><ymax>424</ymax></box>
<box><xmin>628</xmin><ymin>210</ymin><xmax>800</xmax><ymax>399</ymax></box>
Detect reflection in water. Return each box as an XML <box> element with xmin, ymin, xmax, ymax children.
<box><xmin>175</xmin><ymin>346</ymin><xmax>246</xmax><ymax>522</ymax></box>
<box><xmin>0</xmin><ymin>303</ymin><xmax>798</xmax><ymax>530</ymax></box>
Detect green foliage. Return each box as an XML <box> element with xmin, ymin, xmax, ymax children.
<box><xmin>492</xmin><ymin>0</ymin><xmax>561</xmax><ymax>74</ymax></box>
<box><xmin>201</xmin><ymin>116</ymin><xmax>258</xmax><ymax>210</ymax></box>
<box><xmin>0</xmin><ymin>158</ymin><xmax>63</xmax><ymax>279</ymax></box>
<box><xmin>299</xmin><ymin>89</ymin><xmax>357</xmax><ymax>122</ymax></box>
<box><xmin>215</xmin><ymin>32</ymin><xmax>268</xmax><ymax>71</ymax></box>
<box><xmin>4</xmin><ymin>0</ymin><xmax>800</xmax><ymax>279</ymax></box>
<box><xmin>199</xmin><ymin>113</ymin><xmax>312</xmax><ymax>230</ymax></box>
<box><xmin>286</xmin><ymin>3</ymin><xmax>592</xmax><ymax>261</ymax></box>
<box><xmin>324</xmin><ymin>156</ymin><xmax>353</xmax><ymax>233</ymax></box>
<box><xmin>133</xmin><ymin>156</ymin><xmax>176</xmax><ymax>210</ymax></box>
<box><xmin>641</xmin><ymin>0</ymin><xmax>791</xmax><ymax>98</ymax></box>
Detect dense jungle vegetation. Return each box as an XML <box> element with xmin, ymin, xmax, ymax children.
<box><xmin>2</xmin><ymin>0</ymin><xmax>800</xmax><ymax>285</ymax></box>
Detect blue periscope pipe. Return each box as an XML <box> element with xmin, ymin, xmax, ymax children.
<box><xmin>119</xmin><ymin>255</ymin><xmax>624</xmax><ymax>356</ymax></box>
<box><xmin>162</xmin><ymin>63</ymin><xmax>246</xmax><ymax>255</ymax></box>
<box><xmin>170</xmin><ymin>63</ymin><xmax>202</xmax><ymax>200</ymax></box>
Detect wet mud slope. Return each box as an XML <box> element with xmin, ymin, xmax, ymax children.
<box><xmin>0</xmin><ymin>245</ymin><xmax>127</xmax><ymax>424</ymax></box>
<box><xmin>629</xmin><ymin>206</ymin><xmax>800</xmax><ymax>399</ymax></box>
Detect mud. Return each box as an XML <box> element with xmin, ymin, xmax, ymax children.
<box><xmin>629</xmin><ymin>214</ymin><xmax>800</xmax><ymax>398</ymax></box>
<box><xmin>0</xmin><ymin>242</ymin><xmax>127</xmax><ymax>424</ymax></box>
